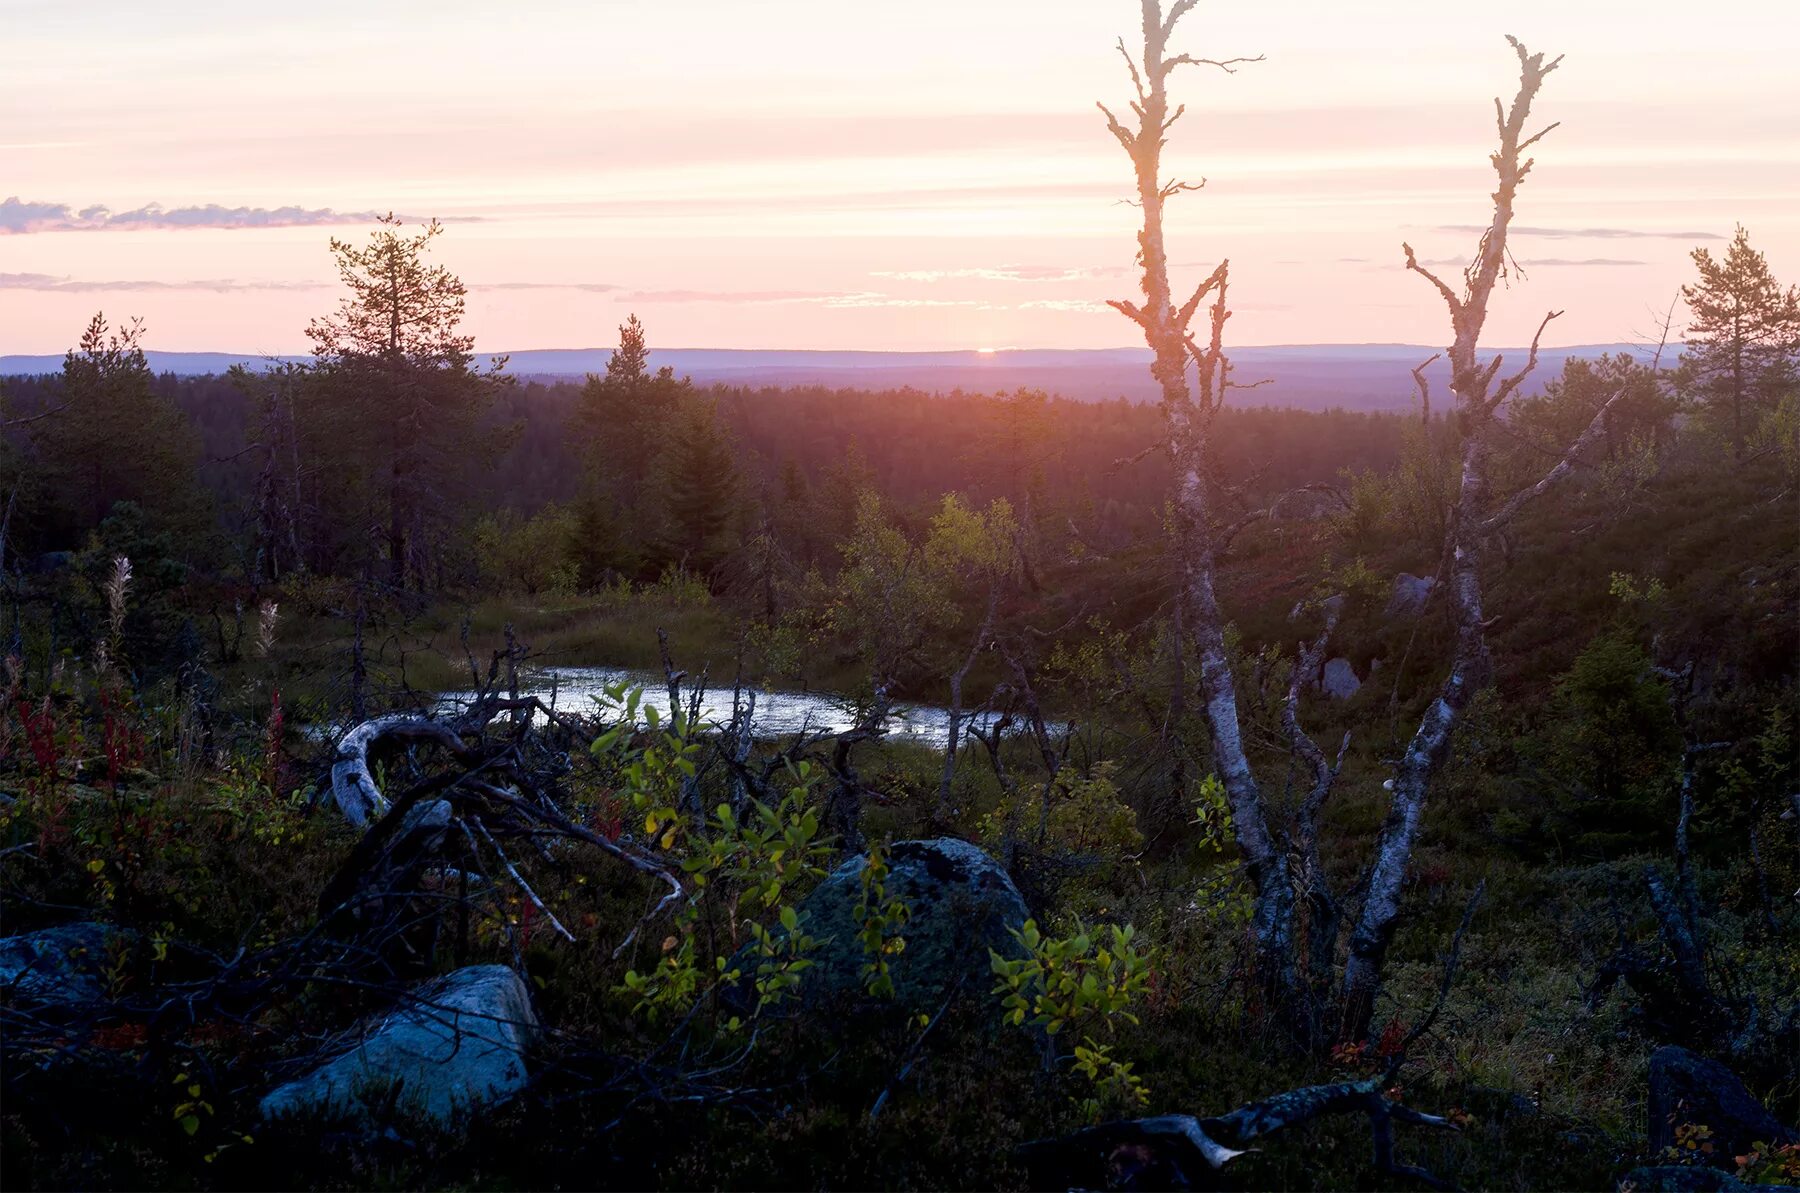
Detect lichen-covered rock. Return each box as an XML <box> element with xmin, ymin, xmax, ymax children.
<box><xmin>0</xmin><ymin>922</ymin><xmax>130</xmax><ymax>1006</ymax></box>
<box><xmin>1647</xmin><ymin>1046</ymin><xmax>1798</xmax><ymax>1166</ymax></box>
<box><xmin>1320</xmin><ymin>657</ymin><xmax>1362</xmax><ymax>700</ymax></box>
<box><xmin>260</xmin><ymin>965</ymin><xmax>537</xmax><ymax>1129</ymax></box>
<box><xmin>753</xmin><ymin>837</ymin><xmax>1032</xmax><ymax>1014</ymax></box>
<box><xmin>1386</xmin><ymin>572</ymin><xmax>1435</xmax><ymax>616</ymax></box>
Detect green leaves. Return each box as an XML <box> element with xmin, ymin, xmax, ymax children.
<box><xmin>1190</xmin><ymin>772</ymin><xmax>1234</xmax><ymax>854</ymax></box>
<box><xmin>991</xmin><ymin>920</ymin><xmax>1155</xmax><ymax>1121</ymax></box>
<box><xmin>613</xmin><ymin>746</ymin><xmax>832</xmax><ymax>1035</ymax></box>
<box><xmin>853</xmin><ymin>841</ymin><xmax>913</xmax><ymax>999</ymax></box>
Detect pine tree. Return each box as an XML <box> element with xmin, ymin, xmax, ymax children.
<box><xmin>1680</xmin><ymin>225</ymin><xmax>1800</xmax><ymax>456</ymax></box>
<box><xmin>305</xmin><ymin>215</ymin><xmax>509</xmax><ymax>587</ymax></box>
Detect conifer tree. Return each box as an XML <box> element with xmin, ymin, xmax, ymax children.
<box><xmin>32</xmin><ymin>313</ymin><xmax>209</xmax><ymax>546</ymax></box>
<box><xmin>1680</xmin><ymin>225</ymin><xmax>1800</xmax><ymax>456</ymax></box>
<box><xmin>306</xmin><ymin>215</ymin><xmax>508</xmax><ymax>587</ymax></box>
<box><xmin>658</xmin><ymin>396</ymin><xmax>739</xmax><ymax>573</ymax></box>
<box><xmin>572</xmin><ymin>314</ymin><xmax>691</xmax><ymax>509</ymax></box>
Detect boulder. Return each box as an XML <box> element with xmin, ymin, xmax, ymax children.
<box><xmin>1386</xmin><ymin>572</ymin><xmax>1435</xmax><ymax>616</ymax></box>
<box><xmin>1320</xmin><ymin>657</ymin><xmax>1362</xmax><ymax>700</ymax></box>
<box><xmin>1647</xmin><ymin>1046</ymin><xmax>1798</xmax><ymax>1165</ymax></box>
<box><xmin>750</xmin><ymin>837</ymin><xmax>1031</xmax><ymax>1014</ymax></box>
<box><xmin>0</xmin><ymin>922</ymin><xmax>131</xmax><ymax>1006</ymax></box>
<box><xmin>260</xmin><ymin>964</ymin><xmax>536</xmax><ymax>1129</ymax></box>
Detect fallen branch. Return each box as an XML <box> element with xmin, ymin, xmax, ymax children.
<box><xmin>1019</xmin><ymin>1074</ymin><xmax>1457</xmax><ymax>1190</ymax></box>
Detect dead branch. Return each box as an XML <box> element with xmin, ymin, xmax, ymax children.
<box><xmin>1479</xmin><ymin>382</ymin><xmax>1629</xmax><ymax>533</ymax></box>
<box><xmin>328</xmin><ymin>713</ymin><xmax>477</xmax><ymax>827</ymax></box>
<box><xmin>1020</xmin><ymin>1074</ymin><xmax>1456</xmax><ymax>1190</ymax></box>
<box><xmin>1411</xmin><ymin>353</ymin><xmax>1441</xmax><ymax>422</ymax></box>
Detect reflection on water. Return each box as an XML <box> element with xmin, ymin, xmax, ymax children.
<box><xmin>440</xmin><ymin>665</ymin><xmax>1002</xmax><ymax>749</ymax></box>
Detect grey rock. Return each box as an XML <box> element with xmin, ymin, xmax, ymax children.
<box><xmin>0</xmin><ymin>922</ymin><xmax>131</xmax><ymax>1006</ymax></box>
<box><xmin>260</xmin><ymin>965</ymin><xmax>537</xmax><ymax>1129</ymax></box>
<box><xmin>1647</xmin><ymin>1046</ymin><xmax>1798</xmax><ymax>1166</ymax></box>
<box><xmin>1321</xmin><ymin>657</ymin><xmax>1362</xmax><ymax>700</ymax></box>
<box><xmin>1386</xmin><ymin>572</ymin><xmax>1435</xmax><ymax>616</ymax></box>
<box><xmin>744</xmin><ymin>837</ymin><xmax>1032</xmax><ymax>1014</ymax></box>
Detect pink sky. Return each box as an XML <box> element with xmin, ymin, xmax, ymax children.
<box><xmin>3</xmin><ymin>0</ymin><xmax>1796</xmax><ymax>354</ymax></box>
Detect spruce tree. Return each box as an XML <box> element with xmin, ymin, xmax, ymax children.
<box><xmin>658</xmin><ymin>397</ymin><xmax>739</xmax><ymax>574</ymax></box>
<box><xmin>572</xmin><ymin>314</ymin><xmax>690</xmax><ymax>512</ymax></box>
<box><xmin>31</xmin><ymin>313</ymin><xmax>209</xmax><ymax>547</ymax></box>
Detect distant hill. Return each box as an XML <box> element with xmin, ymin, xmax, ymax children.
<box><xmin>0</xmin><ymin>343</ymin><xmax>1666</xmax><ymax>412</ymax></box>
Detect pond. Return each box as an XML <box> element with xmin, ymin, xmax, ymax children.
<box><xmin>439</xmin><ymin>665</ymin><xmax>1005</xmax><ymax>750</ymax></box>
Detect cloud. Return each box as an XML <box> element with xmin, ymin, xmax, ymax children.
<box><xmin>2</xmin><ymin>274</ymin><xmax>630</xmax><ymax>294</ymax></box>
<box><xmin>1017</xmin><ymin>298</ymin><xmax>1112</xmax><ymax>313</ymax></box>
<box><xmin>1409</xmin><ymin>256</ymin><xmax>1648</xmax><ymax>268</ymax></box>
<box><xmin>1</xmin><ymin>196</ymin><xmax>399</xmax><ymax>234</ymax></box>
<box><xmin>870</xmin><ymin>265</ymin><xmax>1127</xmax><ymax>283</ymax></box>
<box><xmin>619</xmin><ymin>288</ymin><xmax>855</xmax><ymax>305</ymax></box>
<box><xmin>1519</xmin><ymin>257</ymin><xmax>1650</xmax><ymax>267</ymax></box>
<box><xmin>822</xmin><ymin>293</ymin><xmax>982</xmax><ymax>309</ymax></box>
<box><xmin>471</xmin><ymin>281</ymin><xmax>620</xmax><ymax>294</ymax></box>
<box><xmin>0</xmin><ymin>271</ymin><xmax>325</xmax><ymax>292</ymax></box>
<box><xmin>1434</xmin><ymin>223</ymin><xmax>1723</xmax><ymax>241</ymax></box>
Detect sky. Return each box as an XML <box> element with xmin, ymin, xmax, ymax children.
<box><xmin>2</xmin><ymin>0</ymin><xmax>1797</xmax><ymax>354</ymax></box>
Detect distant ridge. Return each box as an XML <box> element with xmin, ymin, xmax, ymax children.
<box><xmin>0</xmin><ymin>343</ymin><xmax>1665</xmax><ymax>412</ymax></box>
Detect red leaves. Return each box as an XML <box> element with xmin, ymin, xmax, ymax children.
<box><xmin>18</xmin><ymin>700</ymin><xmax>61</xmax><ymax>778</ymax></box>
<box><xmin>1376</xmin><ymin>1017</ymin><xmax>1407</xmax><ymax>1059</ymax></box>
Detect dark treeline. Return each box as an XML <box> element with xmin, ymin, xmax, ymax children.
<box><xmin>1</xmin><ymin>355</ymin><xmax>1410</xmax><ymax>577</ymax></box>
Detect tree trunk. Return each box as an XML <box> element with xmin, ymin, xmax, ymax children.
<box><xmin>1102</xmin><ymin>0</ymin><xmax>1296</xmax><ymax>996</ymax></box>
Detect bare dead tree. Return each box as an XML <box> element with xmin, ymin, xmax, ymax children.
<box><xmin>1339</xmin><ymin>37</ymin><xmax>1634</xmax><ymax>1040</ymax></box>
<box><xmin>1101</xmin><ymin>9</ymin><xmax>1630</xmax><ymax>1043</ymax></box>
<box><xmin>1284</xmin><ymin>597</ymin><xmax>1351</xmax><ymax>990</ymax></box>
<box><xmin>936</xmin><ymin>581</ymin><xmax>1000</xmax><ymax>820</ymax></box>
<box><xmin>1100</xmin><ymin>0</ymin><xmax>1302</xmax><ymax>997</ymax></box>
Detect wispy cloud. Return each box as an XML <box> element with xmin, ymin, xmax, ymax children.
<box><xmin>823</xmin><ymin>293</ymin><xmax>983</xmax><ymax>309</ymax></box>
<box><xmin>1434</xmin><ymin>224</ymin><xmax>1723</xmax><ymax>241</ymax></box>
<box><xmin>1017</xmin><ymin>298</ymin><xmax>1112</xmax><ymax>313</ymax></box>
<box><xmin>1</xmin><ymin>196</ymin><xmax>399</xmax><ymax>234</ymax></box>
<box><xmin>471</xmin><ymin>281</ymin><xmax>620</xmax><ymax>294</ymax></box>
<box><xmin>1520</xmin><ymin>257</ymin><xmax>1650</xmax><ymax>267</ymax></box>
<box><xmin>871</xmin><ymin>265</ymin><xmax>1127</xmax><ymax>283</ymax></box>
<box><xmin>1410</xmin><ymin>256</ymin><xmax>1649</xmax><ymax>268</ymax></box>
<box><xmin>0</xmin><ymin>271</ymin><xmax>326</xmax><ymax>292</ymax></box>
<box><xmin>619</xmin><ymin>289</ymin><xmax>854</xmax><ymax>305</ymax></box>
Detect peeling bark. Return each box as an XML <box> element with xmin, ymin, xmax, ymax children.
<box><xmin>1342</xmin><ymin>39</ymin><xmax>1578</xmax><ymax>1041</ymax></box>
<box><xmin>329</xmin><ymin>714</ymin><xmax>473</xmax><ymax>827</ymax></box>
<box><xmin>1285</xmin><ymin>597</ymin><xmax>1348</xmax><ymax>993</ymax></box>
<box><xmin>1101</xmin><ymin>0</ymin><xmax>1296</xmax><ymax>994</ymax></box>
